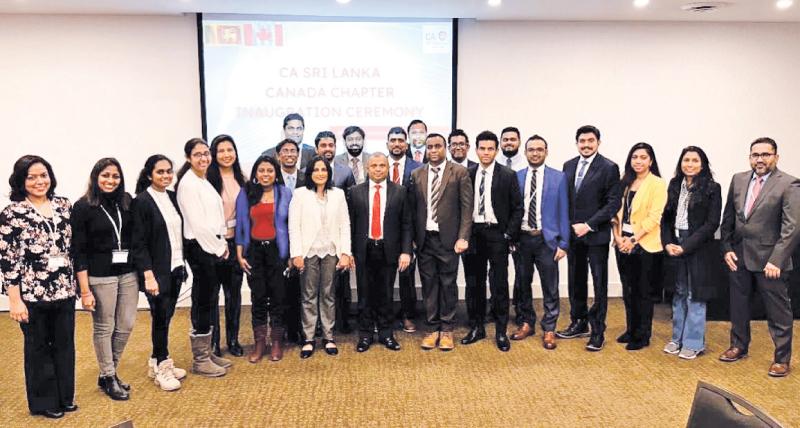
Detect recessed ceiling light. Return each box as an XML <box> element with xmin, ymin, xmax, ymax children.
<box><xmin>488</xmin><ymin>0</ymin><xmax>502</xmax><ymax>7</ymax></box>
<box><xmin>634</xmin><ymin>0</ymin><xmax>650</xmax><ymax>8</ymax></box>
<box><xmin>336</xmin><ymin>0</ymin><xmax>351</xmax><ymax>4</ymax></box>
<box><xmin>776</xmin><ymin>0</ymin><xmax>794</xmax><ymax>9</ymax></box>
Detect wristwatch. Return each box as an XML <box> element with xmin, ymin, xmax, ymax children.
<box><xmin>630</xmin><ymin>237</ymin><xmax>637</xmax><ymax>244</ymax></box>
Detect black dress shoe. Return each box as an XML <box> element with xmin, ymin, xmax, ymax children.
<box><xmin>616</xmin><ymin>331</ymin><xmax>632</xmax><ymax>343</ymax></box>
<box><xmin>323</xmin><ymin>339</ymin><xmax>339</xmax><ymax>356</ymax></box>
<box><xmin>62</xmin><ymin>403</ymin><xmax>78</xmax><ymax>412</ymax></box>
<box><xmin>228</xmin><ymin>340</ymin><xmax>245</xmax><ymax>357</ymax></box>
<box><xmin>586</xmin><ymin>335</ymin><xmax>605</xmax><ymax>352</ymax></box>
<box><xmin>211</xmin><ymin>342</ymin><xmax>223</xmax><ymax>358</ymax></box>
<box><xmin>496</xmin><ymin>334</ymin><xmax>511</xmax><ymax>352</ymax></box>
<box><xmin>625</xmin><ymin>339</ymin><xmax>650</xmax><ymax>351</ymax></box>
<box><xmin>300</xmin><ymin>341</ymin><xmax>315</xmax><ymax>359</ymax></box>
<box><xmin>99</xmin><ymin>376</ymin><xmax>129</xmax><ymax>401</ymax></box>
<box><xmin>380</xmin><ymin>336</ymin><xmax>401</xmax><ymax>351</ymax></box>
<box><xmin>460</xmin><ymin>327</ymin><xmax>486</xmax><ymax>345</ymax></box>
<box><xmin>356</xmin><ymin>337</ymin><xmax>372</xmax><ymax>353</ymax></box>
<box><xmin>32</xmin><ymin>409</ymin><xmax>64</xmax><ymax>419</ymax></box>
<box><xmin>115</xmin><ymin>374</ymin><xmax>130</xmax><ymax>391</ymax></box>
<box><xmin>555</xmin><ymin>319</ymin><xmax>589</xmax><ymax>339</ymax></box>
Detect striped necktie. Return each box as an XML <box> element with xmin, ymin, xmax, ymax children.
<box><xmin>528</xmin><ymin>168</ymin><xmax>538</xmax><ymax>229</ymax></box>
<box><xmin>430</xmin><ymin>166</ymin><xmax>441</xmax><ymax>223</ymax></box>
<box><xmin>478</xmin><ymin>169</ymin><xmax>486</xmax><ymax>217</ymax></box>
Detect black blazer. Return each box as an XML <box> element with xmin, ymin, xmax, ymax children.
<box><xmin>347</xmin><ymin>180</ymin><xmax>413</xmax><ymax>264</ymax></box>
<box><xmin>130</xmin><ymin>190</ymin><xmax>184</xmax><ymax>293</ymax></box>
<box><xmin>563</xmin><ymin>153</ymin><xmax>622</xmax><ymax>246</ymax></box>
<box><xmin>468</xmin><ymin>164</ymin><xmax>523</xmax><ymax>241</ymax></box>
<box><xmin>660</xmin><ymin>179</ymin><xmax>722</xmax><ymax>301</ymax></box>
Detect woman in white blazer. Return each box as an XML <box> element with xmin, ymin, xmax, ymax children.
<box><xmin>289</xmin><ymin>156</ymin><xmax>351</xmax><ymax>359</ymax></box>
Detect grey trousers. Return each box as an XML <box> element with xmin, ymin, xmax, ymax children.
<box><xmin>89</xmin><ymin>272</ymin><xmax>139</xmax><ymax>377</ymax></box>
<box><xmin>301</xmin><ymin>255</ymin><xmax>338</xmax><ymax>341</ymax></box>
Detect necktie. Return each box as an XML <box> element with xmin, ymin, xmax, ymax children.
<box><xmin>506</xmin><ymin>157</ymin><xmax>512</xmax><ymax>168</ymax></box>
<box><xmin>414</xmin><ymin>151</ymin><xmax>423</xmax><ymax>163</ymax></box>
<box><xmin>478</xmin><ymin>169</ymin><xmax>486</xmax><ymax>217</ymax></box>
<box><xmin>351</xmin><ymin>158</ymin><xmax>361</xmax><ymax>184</ymax></box>
<box><xmin>286</xmin><ymin>175</ymin><xmax>296</xmax><ymax>190</ymax></box>
<box><xmin>575</xmin><ymin>160</ymin><xmax>588</xmax><ymax>191</ymax></box>
<box><xmin>745</xmin><ymin>176</ymin><xmax>764</xmax><ymax>216</ymax></box>
<box><xmin>528</xmin><ymin>168</ymin><xmax>538</xmax><ymax>229</ymax></box>
<box><xmin>371</xmin><ymin>184</ymin><xmax>382</xmax><ymax>238</ymax></box>
<box><xmin>430</xmin><ymin>166</ymin><xmax>441</xmax><ymax>223</ymax></box>
<box><xmin>393</xmin><ymin>162</ymin><xmax>400</xmax><ymax>184</ymax></box>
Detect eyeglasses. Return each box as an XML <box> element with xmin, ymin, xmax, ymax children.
<box><xmin>750</xmin><ymin>152</ymin><xmax>775</xmax><ymax>160</ymax></box>
<box><xmin>191</xmin><ymin>151</ymin><xmax>211</xmax><ymax>159</ymax></box>
<box><xmin>279</xmin><ymin>148</ymin><xmax>298</xmax><ymax>155</ymax></box>
<box><xmin>449</xmin><ymin>142</ymin><xmax>467</xmax><ymax>148</ymax></box>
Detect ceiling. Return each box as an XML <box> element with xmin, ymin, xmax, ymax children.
<box><xmin>2</xmin><ymin>0</ymin><xmax>800</xmax><ymax>22</ymax></box>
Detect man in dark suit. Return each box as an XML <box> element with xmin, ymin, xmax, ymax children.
<box><xmin>348</xmin><ymin>153</ymin><xmax>413</xmax><ymax>352</ymax></box>
<box><xmin>557</xmin><ymin>125</ymin><xmax>621</xmax><ymax>352</ymax></box>
<box><xmin>277</xmin><ymin>139</ymin><xmax>304</xmax><ymax>191</ymax></box>
<box><xmin>387</xmin><ymin>126</ymin><xmax>423</xmax><ymax>333</ymax></box>
<box><xmin>313</xmin><ymin>130</ymin><xmax>356</xmax><ymax>333</ymax></box>
<box><xmin>461</xmin><ymin>131</ymin><xmax>522</xmax><ymax>352</ymax></box>
<box><xmin>511</xmin><ymin>135</ymin><xmax>570</xmax><ymax>350</ymax></box>
<box><xmin>448</xmin><ymin>129</ymin><xmax>477</xmax><ymax>169</ymax></box>
<box><xmin>720</xmin><ymin>137</ymin><xmax>800</xmax><ymax>377</ymax></box>
<box><xmin>410</xmin><ymin>133</ymin><xmax>473</xmax><ymax>351</ymax></box>
<box><xmin>407</xmin><ymin>119</ymin><xmax>428</xmax><ymax>163</ymax></box>
<box><xmin>262</xmin><ymin>113</ymin><xmax>316</xmax><ymax>171</ymax></box>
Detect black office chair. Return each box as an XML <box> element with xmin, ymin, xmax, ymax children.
<box><xmin>686</xmin><ymin>381</ymin><xmax>784</xmax><ymax>428</ymax></box>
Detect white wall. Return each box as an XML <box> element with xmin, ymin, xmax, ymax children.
<box><xmin>458</xmin><ymin>20</ymin><xmax>800</xmax><ymax>297</ymax></box>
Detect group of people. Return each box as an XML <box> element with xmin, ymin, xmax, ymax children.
<box><xmin>1</xmin><ymin>113</ymin><xmax>798</xmax><ymax>420</ymax></box>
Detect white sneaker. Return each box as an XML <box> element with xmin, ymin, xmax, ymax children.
<box><xmin>663</xmin><ymin>341</ymin><xmax>681</xmax><ymax>355</ymax></box>
<box><xmin>678</xmin><ymin>348</ymin><xmax>702</xmax><ymax>360</ymax></box>
<box><xmin>154</xmin><ymin>359</ymin><xmax>181</xmax><ymax>391</ymax></box>
<box><xmin>149</xmin><ymin>357</ymin><xmax>187</xmax><ymax>380</ymax></box>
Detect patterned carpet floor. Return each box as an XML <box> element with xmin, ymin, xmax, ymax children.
<box><xmin>1</xmin><ymin>299</ymin><xmax>798</xmax><ymax>428</ymax></box>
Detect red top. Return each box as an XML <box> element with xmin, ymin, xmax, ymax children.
<box><xmin>250</xmin><ymin>202</ymin><xmax>276</xmax><ymax>240</ymax></box>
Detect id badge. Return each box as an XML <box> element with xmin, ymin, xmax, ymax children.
<box><xmin>47</xmin><ymin>254</ymin><xmax>68</xmax><ymax>270</ymax></box>
<box><xmin>112</xmin><ymin>250</ymin><xmax>129</xmax><ymax>264</ymax></box>
<box><xmin>622</xmin><ymin>223</ymin><xmax>634</xmax><ymax>235</ymax></box>
<box><xmin>226</xmin><ymin>219</ymin><xmax>237</xmax><ymax>228</ymax></box>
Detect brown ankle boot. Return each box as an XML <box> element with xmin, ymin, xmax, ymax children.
<box><xmin>248</xmin><ymin>324</ymin><xmax>268</xmax><ymax>364</ymax></box>
<box><xmin>270</xmin><ymin>327</ymin><xmax>284</xmax><ymax>362</ymax></box>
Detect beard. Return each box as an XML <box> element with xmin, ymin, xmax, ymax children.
<box><xmin>346</xmin><ymin>146</ymin><xmax>364</xmax><ymax>157</ymax></box>
<box><xmin>502</xmin><ymin>147</ymin><xmax>519</xmax><ymax>158</ymax></box>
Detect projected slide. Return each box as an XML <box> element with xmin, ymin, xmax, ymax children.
<box><xmin>202</xmin><ymin>16</ymin><xmax>454</xmax><ymax>164</ymax></box>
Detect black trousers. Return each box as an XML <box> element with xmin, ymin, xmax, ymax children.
<box><xmin>728</xmin><ymin>246</ymin><xmax>793</xmax><ymax>363</ymax></box>
<box><xmin>247</xmin><ymin>240</ymin><xmax>286</xmax><ymax>328</ymax></box>
<box><xmin>616</xmin><ymin>249</ymin><xmax>663</xmax><ymax>342</ymax></box>
<box><xmin>186</xmin><ymin>239</ymin><xmax>220</xmax><ymax>335</ymax></box>
<box><xmin>335</xmin><ymin>269</ymin><xmax>352</xmax><ymax>330</ymax></box>
<box><xmin>20</xmin><ymin>298</ymin><xmax>75</xmax><ymax>413</ymax></box>
<box><xmin>510</xmin><ymin>249</ymin><xmax>523</xmax><ymax>323</ymax></box>
<box><xmin>517</xmin><ymin>233</ymin><xmax>560</xmax><ymax>332</ymax></box>
<box><xmin>567</xmin><ymin>240</ymin><xmax>610</xmax><ymax>336</ymax></box>
<box><xmin>146</xmin><ymin>268</ymin><xmax>183</xmax><ymax>363</ymax></box>
<box><xmin>356</xmin><ymin>240</ymin><xmax>396</xmax><ymax>340</ymax></box>
<box><xmin>284</xmin><ymin>272</ymin><xmax>303</xmax><ymax>342</ymax></box>
<box><xmin>464</xmin><ymin>224</ymin><xmax>510</xmax><ymax>333</ymax></box>
<box><xmin>398</xmin><ymin>253</ymin><xmax>418</xmax><ymax>320</ymax></box>
<box><xmin>212</xmin><ymin>238</ymin><xmax>243</xmax><ymax>346</ymax></box>
<box><xmin>418</xmin><ymin>232</ymin><xmax>459</xmax><ymax>332</ymax></box>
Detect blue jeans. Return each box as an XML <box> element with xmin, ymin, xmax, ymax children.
<box><xmin>670</xmin><ymin>235</ymin><xmax>706</xmax><ymax>351</ymax></box>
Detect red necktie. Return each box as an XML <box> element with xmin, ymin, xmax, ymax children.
<box><xmin>392</xmin><ymin>162</ymin><xmax>400</xmax><ymax>184</ymax></box>
<box><xmin>745</xmin><ymin>176</ymin><xmax>763</xmax><ymax>216</ymax></box>
<box><xmin>371</xmin><ymin>184</ymin><xmax>382</xmax><ymax>239</ymax></box>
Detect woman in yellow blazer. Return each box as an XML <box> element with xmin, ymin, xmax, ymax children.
<box><xmin>611</xmin><ymin>142</ymin><xmax>668</xmax><ymax>351</ymax></box>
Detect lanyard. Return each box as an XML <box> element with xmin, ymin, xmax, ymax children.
<box><xmin>100</xmin><ymin>204</ymin><xmax>123</xmax><ymax>251</ymax></box>
<box><xmin>26</xmin><ymin>198</ymin><xmax>61</xmax><ymax>253</ymax></box>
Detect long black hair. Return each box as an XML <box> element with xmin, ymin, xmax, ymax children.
<box><xmin>207</xmin><ymin>134</ymin><xmax>246</xmax><ymax>194</ymax></box>
<box><xmin>175</xmin><ymin>138</ymin><xmax>208</xmax><ymax>190</ymax></box>
<box><xmin>665</xmin><ymin>146</ymin><xmax>716</xmax><ymax>211</ymax></box>
<box><xmin>246</xmin><ymin>155</ymin><xmax>285</xmax><ymax>206</ymax></box>
<box><xmin>621</xmin><ymin>142</ymin><xmax>661</xmax><ymax>189</ymax></box>
<box><xmin>303</xmin><ymin>156</ymin><xmax>333</xmax><ymax>192</ymax></box>
<box><xmin>8</xmin><ymin>155</ymin><xmax>58</xmax><ymax>202</ymax></box>
<box><xmin>135</xmin><ymin>154</ymin><xmax>173</xmax><ymax>194</ymax></box>
<box><xmin>82</xmin><ymin>157</ymin><xmax>131</xmax><ymax>210</ymax></box>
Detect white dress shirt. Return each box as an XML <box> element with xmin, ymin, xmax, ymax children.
<box><xmin>499</xmin><ymin>150</ymin><xmax>527</xmax><ymax>172</ymax></box>
<box><xmin>390</xmin><ymin>156</ymin><xmax>406</xmax><ymax>184</ymax></box>
<box><xmin>521</xmin><ymin>165</ymin><xmax>545</xmax><ymax>231</ymax></box>
<box><xmin>177</xmin><ymin>171</ymin><xmax>227</xmax><ymax>257</ymax></box>
<box><xmin>425</xmin><ymin>162</ymin><xmax>448</xmax><ymax>231</ymax></box>
<box><xmin>473</xmin><ymin>162</ymin><xmax>498</xmax><ymax>224</ymax></box>
<box><xmin>453</xmin><ymin>158</ymin><xmax>470</xmax><ymax>168</ymax></box>
<box><xmin>574</xmin><ymin>152</ymin><xmax>597</xmax><ymax>187</ymax></box>
<box><xmin>147</xmin><ymin>187</ymin><xmax>184</xmax><ymax>270</ymax></box>
<box><xmin>368</xmin><ymin>179</ymin><xmax>388</xmax><ymax>239</ymax></box>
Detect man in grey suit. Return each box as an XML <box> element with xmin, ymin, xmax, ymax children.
<box><xmin>262</xmin><ymin>113</ymin><xmax>316</xmax><ymax>171</ymax></box>
<box><xmin>720</xmin><ymin>137</ymin><xmax>800</xmax><ymax>377</ymax></box>
<box><xmin>334</xmin><ymin>126</ymin><xmax>370</xmax><ymax>185</ymax></box>
<box><xmin>409</xmin><ymin>133</ymin><xmax>473</xmax><ymax>351</ymax></box>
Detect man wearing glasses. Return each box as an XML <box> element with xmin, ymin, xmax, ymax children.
<box><xmin>720</xmin><ymin>137</ymin><xmax>800</xmax><ymax>377</ymax></box>
<box><xmin>448</xmin><ymin>129</ymin><xmax>477</xmax><ymax>169</ymax></box>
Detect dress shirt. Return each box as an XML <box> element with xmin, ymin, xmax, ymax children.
<box><xmin>453</xmin><ymin>158</ymin><xmax>470</xmax><ymax>168</ymax></box>
<box><xmin>390</xmin><ymin>156</ymin><xmax>406</xmax><ymax>184</ymax></box>
<box><xmin>411</xmin><ymin>148</ymin><xmax>425</xmax><ymax>163</ymax></box>
<box><xmin>369</xmin><ymin>179</ymin><xmax>388</xmax><ymax>239</ymax></box>
<box><xmin>426</xmin><ymin>162</ymin><xmax>448</xmax><ymax>231</ymax></box>
<box><xmin>744</xmin><ymin>171</ymin><xmax>772</xmax><ymax>212</ymax></box>
<box><xmin>147</xmin><ymin>187</ymin><xmax>184</xmax><ymax>270</ymax></box>
<box><xmin>574</xmin><ymin>152</ymin><xmax>598</xmax><ymax>187</ymax></box>
<box><xmin>521</xmin><ymin>165</ymin><xmax>545</xmax><ymax>231</ymax></box>
<box><xmin>498</xmin><ymin>150</ymin><xmax>527</xmax><ymax>172</ymax></box>
<box><xmin>473</xmin><ymin>162</ymin><xmax>498</xmax><ymax>224</ymax></box>
<box><xmin>177</xmin><ymin>171</ymin><xmax>227</xmax><ymax>257</ymax></box>
<box><xmin>282</xmin><ymin>169</ymin><xmax>299</xmax><ymax>191</ymax></box>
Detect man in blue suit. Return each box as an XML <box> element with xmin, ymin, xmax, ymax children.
<box><xmin>386</xmin><ymin>126</ymin><xmax>423</xmax><ymax>332</ymax></box>
<box><xmin>510</xmin><ymin>135</ymin><xmax>570</xmax><ymax>350</ymax></box>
